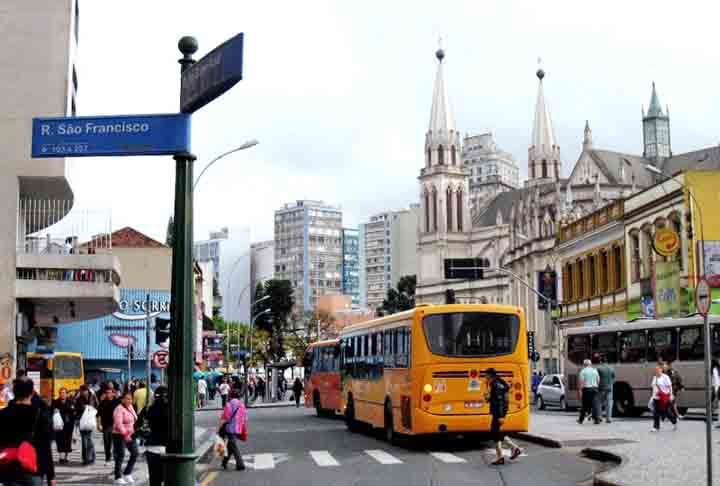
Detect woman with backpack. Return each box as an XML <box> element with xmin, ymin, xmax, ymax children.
<box><xmin>50</xmin><ymin>387</ymin><xmax>75</xmax><ymax>464</ymax></box>
<box><xmin>650</xmin><ymin>364</ymin><xmax>677</xmax><ymax>432</ymax></box>
<box><xmin>218</xmin><ymin>389</ymin><xmax>247</xmax><ymax>471</ymax></box>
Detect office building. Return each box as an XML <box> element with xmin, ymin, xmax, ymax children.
<box><xmin>274</xmin><ymin>200</ymin><xmax>343</xmax><ymax>311</ymax></box>
<box><xmin>341</xmin><ymin>228</ymin><xmax>360</xmax><ymax>305</ymax></box>
<box><xmin>462</xmin><ymin>132</ymin><xmax>520</xmax><ymax>208</ymax></box>
<box><xmin>250</xmin><ymin>240</ymin><xmax>275</xmax><ymax>297</ymax></box>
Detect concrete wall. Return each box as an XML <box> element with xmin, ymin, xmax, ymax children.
<box><xmin>391</xmin><ymin>206</ymin><xmax>420</xmax><ymax>286</ymax></box>
<box><xmin>112</xmin><ymin>248</ymin><xmax>171</xmax><ymax>291</ymax></box>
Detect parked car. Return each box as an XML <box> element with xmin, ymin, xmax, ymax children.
<box><xmin>536</xmin><ymin>374</ymin><xmax>573</xmax><ymax>411</ymax></box>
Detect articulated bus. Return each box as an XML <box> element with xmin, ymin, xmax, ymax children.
<box><xmin>563</xmin><ymin>315</ymin><xmax>720</xmax><ymax>416</ymax></box>
<box><xmin>27</xmin><ymin>351</ymin><xmax>84</xmax><ymax>401</ymax></box>
<box><xmin>303</xmin><ymin>339</ymin><xmax>342</xmax><ymax>416</ymax></box>
<box><xmin>339</xmin><ymin>303</ymin><xmax>529</xmax><ymax>442</ymax></box>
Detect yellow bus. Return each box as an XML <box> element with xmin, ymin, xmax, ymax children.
<box><xmin>339</xmin><ymin>303</ymin><xmax>529</xmax><ymax>443</ymax></box>
<box><xmin>27</xmin><ymin>352</ymin><xmax>84</xmax><ymax>401</ymax></box>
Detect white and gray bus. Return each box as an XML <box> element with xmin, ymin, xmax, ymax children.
<box><xmin>562</xmin><ymin>315</ymin><xmax>720</xmax><ymax>416</ymax></box>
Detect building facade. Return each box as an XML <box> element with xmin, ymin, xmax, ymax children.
<box><xmin>194</xmin><ymin>226</ymin><xmax>251</xmax><ymax>323</ymax></box>
<box><xmin>250</xmin><ymin>240</ymin><xmax>274</xmax><ymax>297</ymax></box>
<box><xmin>359</xmin><ymin>206</ymin><xmax>419</xmax><ymax>310</ymax></box>
<box><xmin>341</xmin><ymin>228</ymin><xmax>360</xmax><ymax>305</ymax></box>
<box><xmin>463</xmin><ymin>132</ymin><xmax>520</xmax><ymax>209</ymax></box>
<box><xmin>1</xmin><ymin>0</ymin><xmax>123</xmax><ymax>379</ymax></box>
<box><xmin>274</xmin><ymin>200</ymin><xmax>343</xmax><ymax>312</ymax></box>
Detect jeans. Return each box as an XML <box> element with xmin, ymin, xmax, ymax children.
<box><xmin>103</xmin><ymin>428</ymin><xmax>114</xmax><ymax>462</ymax></box>
<box><xmin>221</xmin><ymin>395</ymin><xmax>228</xmax><ymax>407</ymax></box>
<box><xmin>578</xmin><ymin>387</ymin><xmax>599</xmax><ymax>423</ymax></box>
<box><xmin>113</xmin><ymin>434</ymin><xmax>139</xmax><ymax>479</ymax></box>
<box><xmin>653</xmin><ymin>399</ymin><xmax>677</xmax><ymax>429</ymax></box>
<box><xmin>145</xmin><ymin>451</ymin><xmax>164</xmax><ymax>486</ymax></box>
<box><xmin>599</xmin><ymin>388</ymin><xmax>613</xmax><ymax>420</ymax></box>
<box><xmin>224</xmin><ymin>433</ymin><xmax>245</xmax><ymax>469</ymax></box>
<box><xmin>80</xmin><ymin>430</ymin><xmax>96</xmax><ymax>464</ymax></box>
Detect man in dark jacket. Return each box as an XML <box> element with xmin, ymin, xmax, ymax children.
<box><xmin>486</xmin><ymin>368</ymin><xmax>522</xmax><ymax>466</ymax></box>
<box><xmin>144</xmin><ymin>386</ymin><xmax>169</xmax><ymax>486</ymax></box>
<box><xmin>97</xmin><ymin>384</ymin><xmax>119</xmax><ymax>467</ymax></box>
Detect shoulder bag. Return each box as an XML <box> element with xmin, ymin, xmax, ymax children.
<box><xmin>217</xmin><ymin>403</ymin><xmax>241</xmax><ymax>439</ymax></box>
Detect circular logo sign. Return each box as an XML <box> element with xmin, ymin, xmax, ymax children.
<box><xmin>152</xmin><ymin>350</ymin><xmax>169</xmax><ymax>369</ymax></box>
<box><xmin>654</xmin><ymin>228</ymin><xmax>681</xmax><ymax>257</ymax></box>
<box><xmin>696</xmin><ymin>278</ymin><xmax>712</xmax><ymax>316</ymax></box>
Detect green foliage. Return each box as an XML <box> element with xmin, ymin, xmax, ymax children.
<box><xmin>378</xmin><ymin>275</ymin><xmax>416</xmax><ymax>316</ymax></box>
<box><xmin>286</xmin><ymin>309</ymin><xmax>337</xmax><ymax>363</ymax></box>
<box><xmin>251</xmin><ymin>279</ymin><xmax>295</xmax><ymax>363</ymax></box>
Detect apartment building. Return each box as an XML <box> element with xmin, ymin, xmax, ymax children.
<box><xmin>274</xmin><ymin>201</ymin><xmax>343</xmax><ymax>312</ymax></box>
<box><xmin>462</xmin><ymin>132</ymin><xmax>520</xmax><ymax>209</ymax></box>
<box><xmin>342</xmin><ymin>228</ymin><xmax>360</xmax><ymax>305</ymax></box>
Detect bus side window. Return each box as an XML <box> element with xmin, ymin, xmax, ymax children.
<box><xmin>679</xmin><ymin>326</ymin><xmax>703</xmax><ymax>361</ymax></box>
<box><xmin>567</xmin><ymin>335</ymin><xmax>590</xmax><ymax>365</ymax></box>
<box><xmin>591</xmin><ymin>333</ymin><xmax>618</xmax><ymax>363</ymax></box>
<box><xmin>647</xmin><ymin>328</ymin><xmax>677</xmax><ymax>363</ymax></box>
<box><xmin>303</xmin><ymin>349</ymin><xmax>314</xmax><ymax>377</ymax></box>
<box><xmin>619</xmin><ymin>330</ymin><xmax>646</xmax><ymax>363</ymax></box>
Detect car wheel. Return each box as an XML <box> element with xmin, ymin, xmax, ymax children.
<box><xmin>537</xmin><ymin>395</ymin><xmax>545</xmax><ymax>410</ymax></box>
<box><xmin>560</xmin><ymin>397</ymin><xmax>567</xmax><ymax>411</ymax></box>
<box><xmin>314</xmin><ymin>392</ymin><xmax>325</xmax><ymax>417</ymax></box>
<box><xmin>613</xmin><ymin>384</ymin><xmax>634</xmax><ymax>417</ymax></box>
<box><xmin>345</xmin><ymin>395</ymin><xmax>359</xmax><ymax>432</ymax></box>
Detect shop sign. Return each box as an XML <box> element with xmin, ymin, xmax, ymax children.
<box><xmin>653</xmin><ymin>228</ymin><xmax>680</xmax><ymax>257</ymax></box>
<box><xmin>655</xmin><ymin>261</ymin><xmax>681</xmax><ymax>318</ymax></box>
<box><xmin>703</xmin><ymin>241</ymin><xmax>720</xmax><ymax>288</ymax></box>
<box><xmin>152</xmin><ymin>351</ymin><xmax>169</xmax><ymax>369</ymax></box>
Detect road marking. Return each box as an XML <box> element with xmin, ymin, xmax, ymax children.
<box><xmin>365</xmin><ymin>449</ymin><xmax>403</xmax><ymax>464</ymax></box>
<box><xmin>310</xmin><ymin>450</ymin><xmax>340</xmax><ymax>467</ymax></box>
<box><xmin>430</xmin><ymin>452</ymin><xmax>467</xmax><ymax>463</ymax></box>
<box><xmin>254</xmin><ymin>453</ymin><xmax>276</xmax><ymax>470</ymax></box>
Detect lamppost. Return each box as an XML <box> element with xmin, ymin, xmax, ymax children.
<box><xmin>246</xmin><ymin>308</ymin><xmax>272</xmax><ymax>406</ymax></box>
<box><xmin>644</xmin><ymin>164</ymin><xmax>712</xmax><ymax>486</ymax></box>
<box><xmin>192</xmin><ymin>139</ymin><xmax>259</xmax><ymax>190</ymax></box>
<box><xmin>241</xmin><ymin>295</ymin><xmax>270</xmax><ymax>365</ymax></box>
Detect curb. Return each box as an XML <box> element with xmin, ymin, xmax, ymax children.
<box><xmin>510</xmin><ymin>432</ymin><xmax>562</xmax><ymax>448</ymax></box>
<box><xmin>581</xmin><ymin>448</ymin><xmax>624</xmax><ymax>486</ymax></box>
<box><xmin>198</xmin><ymin>402</ymin><xmax>301</xmax><ymax>412</ymax></box>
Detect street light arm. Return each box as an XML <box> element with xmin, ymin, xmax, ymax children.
<box><xmin>193</xmin><ymin>139</ymin><xmax>259</xmax><ymax>190</ymax></box>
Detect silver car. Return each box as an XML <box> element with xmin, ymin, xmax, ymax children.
<box><xmin>536</xmin><ymin>374</ymin><xmax>571</xmax><ymax>411</ymax></box>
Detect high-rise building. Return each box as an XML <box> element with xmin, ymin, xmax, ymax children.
<box><xmin>341</xmin><ymin>228</ymin><xmax>360</xmax><ymax>305</ymax></box>
<box><xmin>1</xmin><ymin>0</ymin><xmax>123</xmax><ymax>374</ymax></box>
<box><xmin>463</xmin><ymin>132</ymin><xmax>520</xmax><ymax>208</ymax></box>
<box><xmin>359</xmin><ymin>206</ymin><xmax>419</xmax><ymax>310</ymax></box>
<box><xmin>274</xmin><ymin>200</ymin><xmax>343</xmax><ymax>312</ymax></box>
<box><xmin>194</xmin><ymin>227</ymin><xmax>251</xmax><ymax>323</ymax></box>
<box><xmin>250</xmin><ymin>240</ymin><xmax>275</xmax><ymax>295</ymax></box>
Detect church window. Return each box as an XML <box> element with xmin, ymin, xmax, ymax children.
<box><xmin>531</xmin><ymin>164</ymin><xmax>536</xmax><ymax>179</ymax></box>
<box><xmin>542</xmin><ymin>160</ymin><xmax>548</xmax><ymax>178</ymax></box>
<box><xmin>612</xmin><ymin>245</ymin><xmax>624</xmax><ymax>291</ymax></box>
<box><xmin>424</xmin><ymin>191</ymin><xmax>430</xmax><ymax>232</ymax></box>
<box><xmin>456</xmin><ymin>189</ymin><xmax>463</xmax><ymax>231</ymax></box>
<box><xmin>446</xmin><ymin>186</ymin><xmax>453</xmax><ymax>232</ymax></box>
<box><xmin>432</xmin><ymin>188</ymin><xmax>438</xmax><ymax>231</ymax></box>
<box><xmin>554</xmin><ymin>163</ymin><xmax>559</xmax><ymax>179</ymax></box>
<box><xmin>438</xmin><ymin>145</ymin><xmax>444</xmax><ymax>165</ymax></box>
<box><xmin>426</xmin><ymin>147</ymin><xmax>431</xmax><ymax>168</ymax></box>
<box><xmin>451</xmin><ymin>146</ymin><xmax>457</xmax><ymax>165</ymax></box>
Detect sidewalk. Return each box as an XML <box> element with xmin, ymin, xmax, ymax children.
<box><xmin>54</xmin><ymin>426</ymin><xmax>213</xmax><ymax>485</ymax></box>
<box><xmin>198</xmin><ymin>394</ymin><xmax>303</xmax><ymax>411</ymax></box>
<box><xmin>522</xmin><ymin>411</ymin><xmax>720</xmax><ymax>486</ymax></box>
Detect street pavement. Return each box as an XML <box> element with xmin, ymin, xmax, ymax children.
<box><xmin>524</xmin><ymin>408</ymin><xmax>720</xmax><ymax>486</ymax></box>
<box><xmin>195</xmin><ymin>405</ymin><xmax>597</xmax><ymax>486</ymax></box>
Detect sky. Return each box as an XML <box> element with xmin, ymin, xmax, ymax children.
<box><xmin>69</xmin><ymin>0</ymin><xmax>720</xmax><ymax>244</ymax></box>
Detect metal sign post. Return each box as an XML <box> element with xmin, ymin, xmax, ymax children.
<box><xmin>696</xmin><ymin>277</ymin><xmax>713</xmax><ymax>486</ymax></box>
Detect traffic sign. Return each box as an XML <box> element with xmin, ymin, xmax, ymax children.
<box><xmin>181</xmin><ymin>33</ymin><xmax>244</xmax><ymax>113</ymax></box>
<box><xmin>153</xmin><ymin>350</ymin><xmax>169</xmax><ymax>369</ymax></box>
<box><xmin>31</xmin><ymin>114</ymin><xmax>191</xmax><ymax>158</ymax></box>
<box><xmin>696</xmin><ymin>278</ymin><xmax>711</xmax><ymax>316</ymax></box>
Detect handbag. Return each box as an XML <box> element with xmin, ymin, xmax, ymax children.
<box><xmin>79</xmin><ymin>405</ymin><xmax>97</xmax><ymax>432</ymax></box>
<box><xmin>217</xmin><ymin>403</ymin><xmax>241</xmax><ymax>439</ymax></box>
<box><xmin>239</xmin><ymin>422</ymin><xmax>248</xmax><ymax>442</ymax></box>
<box><xmin>0</xmin><ymin>441</ymin><xmax>38</xmax><ymax>473</ymax></box>
<box><xmin>52</xmin><ymin>409</ymin><xmax>64</xmax><ymax>432</ymax></box>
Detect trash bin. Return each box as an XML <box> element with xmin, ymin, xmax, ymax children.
<box><xmin>145</xmin><ymin>450</ymin><xmax>165</xmax><ymax>486</ymax></box>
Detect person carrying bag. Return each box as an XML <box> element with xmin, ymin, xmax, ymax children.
<box><xmin>218</xmin><ymin>389</ymin><xmax>247</xmax><ymax>471</ymax></box>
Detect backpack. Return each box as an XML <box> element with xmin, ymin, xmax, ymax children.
<box><xmin>0</xmin><ymin>409</ymin><xmax>40</xmax><ymax>474</ymax></box>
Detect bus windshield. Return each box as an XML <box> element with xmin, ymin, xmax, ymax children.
<box><xmin>422</xmin><ymin>312</ymin><xmax>519</xmax><ymax>357</ymax></box>
<box><xmin>53</xmin><ymin>355</ymin><xmax>82</xmax><ymax>380</ymax></box>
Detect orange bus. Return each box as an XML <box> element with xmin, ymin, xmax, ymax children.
<box><xmin>303</xmin><ymin>339</ymin><xmax>342</xmax><ymax>417</ymax></box>
<box><xmin>339</xmin><ymin>303</ymin><xmax>529</xmax><ymax>443</ymax></box>
<box><xmin>27</xmin><ymin>352</ymin><xmax>84</xmax><ymax>401</ymax></box>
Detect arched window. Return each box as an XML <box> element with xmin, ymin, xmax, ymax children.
<box><xmin>554</xmin><ymin>163</ymin><xmax>559</xmax><ymax>179</ymax></box>
<box><xmin>426</xmin><ymin>147</ymin><xmax>431</xmax><ymax>168</ymax></box>
<box><xmin>531</xmin><ymin>164</ymin><xmax>536</xmax><ymax>179</ymax></box>
<box><xmin>542</xmin><ymin>159</ymin><xmax>548</xmax><ymax>178</ymax></box>
<box><xmin>451</xmin><ymin>146</ymin><xmax>457</xmax><ymax>165</ymax></box>
<box><xmin>424</xmin><ymin>190</ymin><xmax>430</xmax><ymax>232</ymax></box>
<box><xmin>432</xmin><ymin>187</ymin><xmax>438</xmax><ymax>231</ymax></box>
<box><xmin>456</xmin><ymin>188</ymin><xmax>463</xmax><ymax>231</ymax></box>
<box><xmin>446</xmin><ymin>186</ymin><xmax>453</xmax><ymax>232</ymax></box>
<box><xmin>438</xmin><ymin>145</ymin><xmax>444</xmax><ymax>165</ymax></box>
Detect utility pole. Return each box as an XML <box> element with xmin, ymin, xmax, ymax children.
<box><xmin>127</xmin><ymin>344</ymin><xmax>132</xmax><ymax>385</ymax></box>
<box><xmin>146</xmin><ymin>293</ymin><xmax>152</xmax><ymax>407</ymax></box>
<box><xmin>165</xmin><ymin>36</ymin><xmax>198</xmax><ymax>486</ymax></box>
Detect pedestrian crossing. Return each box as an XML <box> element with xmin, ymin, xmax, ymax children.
<box><xmin>233</xmin><ymin>447</ymin><xmax>523</xmax><ymax>471</ymax></box>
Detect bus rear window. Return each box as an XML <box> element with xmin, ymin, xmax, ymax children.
<box><xmin>567</xmin><ymin>335</ymin><xmax>590</xmax><ymax>365</ymax></box>
<box><xmin>422</xmin><ymin>312</ymin><xmax>519</xmax><ymax>357</ymax></box>
<box><xmin>54</xmin><ymin>355</ymin><xmax>82</xmax><ymax>379</ymax></box>
<box><xmin>27</xmin><ymin>357</ymin><xmax>52</xmax><ymax>379</ymax></box>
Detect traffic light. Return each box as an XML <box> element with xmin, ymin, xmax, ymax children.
<box><xmin>444</xmin><ymin>258</ymin><xmax>489</xmax><ymax>280</ymax></box>
<box><xmin>445</xmin><ymin>289</ymin><xmax>456</xmax><ymax>304</ymax></box>
<box><xmin>155</xmin><ymin>317</ymin><xmax>171</xmax><ymax>345</ymax></box>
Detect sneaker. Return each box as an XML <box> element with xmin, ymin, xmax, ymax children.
<box><xmin>606</xmin><ymin>419</ymin><xmax>612</xmax><ymax>424</ymax></box>
<box><xmin>650</xmin><ymin>428</ymin><xmax>659</xmax><ymax>433</ymax></box>
<box><xmin>510</xmin><ymin>447</ymin><xmax>523</xmax><ymax>460</ymax></box>
<box><xmin>105</xmin><ymin>461</ymin><xmax>113</xmax><ymax>467</ymax></box>
<box><xmin>490</xmin><ymin>457</ymin><xmax>505</xmax><ymax>466</ymax></box>
<box><xmin>124</xmin><ymin>475</ymin><xmax>135</xmax><ymax>484</ymax></box>
<box><xmin>113</xmin><ymin>479</ymin><xmax>127</xmax><ymax>485</ymax></box>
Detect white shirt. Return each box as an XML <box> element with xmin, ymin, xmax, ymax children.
<box><xmin>219</xmin><ymin>383</ymin><xmax>230</xmax><ymax>396</ymax></box>
<box><xmin>713</xmin><ymin>367</ymin><xmax>720</xmax><ymax>391</ymax></box>
<box><xmin>651</xmin><ymin>373</ymin><xmax>673</xmax><ymax>399</ymax></box>
<box><xmin>198</xmin><ymin>379</ymin><xmax>207</xmax><ymax>395</ymax></box>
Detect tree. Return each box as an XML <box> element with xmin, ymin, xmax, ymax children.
<box><xmin>378</xmin><ymin>275</ymin><xmax>416</xmax><ymax>316</ymax></box>
<box><xmin>165</xmin><ymin>216</ymin><xmax>174</xmax><ymax>247</ymax></box>
<box><xmin>286</xmin><ymin>309</ymin><xmax>338</xmax><ymax>363</ymax></box>
<box><xmin>252</xmin><ymin>279</ymin><xmax>295</xmax><ymax>363</ymax></box>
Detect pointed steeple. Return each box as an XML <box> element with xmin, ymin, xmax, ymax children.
<box><xmin>532</xmin><ymin>68</ymin><xmax>557</xmax><ymax>149</ymax></box>
<box><xmin>528</xmin><ymin>65</ymin><xmax>561</xmax><ymax>185</ymax></box>
<box><xmin>647</xmin><ymin>82</ymin><xmax>664</xmax><ymax>117</ymax></box>
<box><xmin>428</xmin><ymin>48</ymin><xmax>455</xmax><ymax>135</ymax></box>
<box><xmin>583</xmin><ymin>120</ymin><xmax>593</xmax><ymax>151</ymax></box>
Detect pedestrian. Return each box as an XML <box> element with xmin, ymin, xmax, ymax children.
<box><xmin>196</xmin><ymin>377</ymin><xmax>207</xmax><ymax>409</ymax></box>
<box><xmin>98</xmin><ymin>385</ymin><xmax>119</xmax><ymax>467</ymax></box>
<box><xmin>144</xmin><ymin>386</ymin><xmax>169</xmax><ymax>486</ymax></box>
<box><xmin>577</xmin><ymin>359</ymin><xmax>601</xmax><ymax>425</ymax></box>
<box><xmin>531</xmin><ymin>372</ymin><xmax>541</xmax><ymax>404</ymax></box>
<box><xmin>650</xmin><ymin>364</ymin><xmax>677</xmax><ymax>432</ymax></box>
<box><xmin>219</xmin><ymin>389</ymin><xmax>247</xmax><ymax>471</ymax></box>
<box><xmin>0</xmin><ymin>378</ymin><xmax>57</xmax><ymax>486</ymax></box>
<box><xmin>256</xmin><ymin>377</ymin><xmax>265</xmax><ymax>402</ymax></box>
<box><xmin>74</xmin><ymin>385</ymin><xmax>97</xmax><ymax>465</ymax></box>
<box><xmin>596</xmin><ymin>357</ymin><xmax>615</xmax><ymax>423</ymax></box>
<box><xmin>712</xmin><ymin>360</ymin><xmax>720</xmax><ymax>428</ymax></box>
<box><xmin>219</xmin><ymin>379</ymin><xmax>230</xmax><ymax>408</ymax></box>
<box><xmin>133</xmin><ymin>381</ymin><xmax>149</xmax><ymax>413</ymax></box>
<box><xmin>485</xmin><ymin>368</ymin><xmax>522</xmax><ymax>465</ymax></box>
<box><xmin>112</xmin><ymin>391</ymin><xmax>139</xmax><ymax>484</ymax></box>
<box><xmin>149</xmin><ymin>374</ymin><xmax>160</xmax><ymax>393</ymax></box>
<box><xmin>292</xmin><ymin>378</ymin><xmax>303</xmax><ymax>408</ymax></box>
<box><xmin>663</xmin><ymin>361</ymin><xmax>684</xmax><ymax>420</ymax></box>
<box><xmin>51</xmin><ymin>387</ymin><xmax>75</xmax><ymax>464</ymax></box>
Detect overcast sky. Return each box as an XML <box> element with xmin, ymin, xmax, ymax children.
<box><xmin>70</xmin><ymin>0</ymin><xmax>720</xmax><ymax>244</ymax></box>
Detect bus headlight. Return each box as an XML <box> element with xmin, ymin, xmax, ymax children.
<box><xmin>423</xmin><ymin>384</ymin><xmax>432</xmax><ymax>394</ymax></box>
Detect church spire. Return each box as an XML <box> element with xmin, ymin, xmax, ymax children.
<box><xmin>532</xmin><ymin>68</ymin><xmax>557</xmax><ymax>149</ymax></box>
<box><xmin>583</xmin><ymin>120</ymin><xmax>593</xmax><ymax>151</ymax></box>
<box><xmin>647</xmin><ymin>81</ymin><xmax>664</xmax><ymax>117</ymax></box>
<box><xmin>528</xmin><ymin>65</ymin><xmax>561</xmax><ymax>185</ymax></box>
<box><xmin>428</xmin><ymin>47</ymin><xmax>455</xmax><ymax>136</ymax></box>
<box><xmin>642</xmin><ymin>82</ymin><xmax>671</xmax><ymax>163</ymax></box>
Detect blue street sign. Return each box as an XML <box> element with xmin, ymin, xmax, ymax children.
<box><xmin>181</xmin><ymin>33</ymin><xmax>244</xmax><ymax>114</ymax></box>
<box><xmin>31</xmin><ymin>113</ymin><xmax>191</xmax><ymax>158</ymax></box>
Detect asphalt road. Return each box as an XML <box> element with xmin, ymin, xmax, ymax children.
<box><xmin>196</xmin><ymin>405</ymin><xmax>598</xmax><ymax>486</ymax></box>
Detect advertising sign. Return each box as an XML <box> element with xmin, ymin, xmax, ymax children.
<box><xmin>655</xmin><ymin>261</ymin><xmax>681</xmax><ymax>318</ymax></box>
<box><xmin>703</xmin><ymin>241</ymin><xmax>720</xmax><ymax>288</ymax></box>
<box><xmin>653</xmin><ymin>228</ymin><xmax>680</xmax><ymax>257</ymax></box>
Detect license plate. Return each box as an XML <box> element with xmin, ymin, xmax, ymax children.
<box><xmin>464</xmin><ymin>401</ymin><xmax>483</xmax><ymax>408</ymax></box>
<box><xmin>468</xmin><ymin>379</ymin><xmax>481</xmax><ymax>391</ymax></box>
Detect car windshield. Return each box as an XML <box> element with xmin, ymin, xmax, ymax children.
<box><xmin>422</xmin><ymin>312</ymin><xmax>520</xmax><ymax>357</ymax></box>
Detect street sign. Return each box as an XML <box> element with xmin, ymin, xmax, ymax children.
<box><xmin>696</xmin><ymin>278</ymin><xmax>711</xmax><ymax>316</ymax></box>
<box><xmin>153</xmin><ymin>350</ymin><xmax>169</xmax><ymax>369</ymax></box>
<box><xmin>32</xmin><ymin>114</ymin><xmax>191</xmax><ymax>158</ymax></box>
<box><xmin>181</xmin><ymin>33</ymin><xmax>244</xmax><ymax>113</ymax></box>
<box><xmin>444</xmin><ymin>258</ymin><xmax>489</xmax><ymax>280</ymax></box>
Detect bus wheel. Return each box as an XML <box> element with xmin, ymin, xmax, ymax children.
<box><xmin>345</xmin><ymin>396</ymin><xmax>359</xmax><ymax>432</ymax></box>
<box><xmin>613</xmin><ymin>384</ymin><xmax>634</xmax><ymax>417</ymax></box>
<box><xmin>384</xmin><ymin>401</ymin><xmax>399</xmax><ymax>445</ymax></box>
<box><xmin>314</xmin><ymin>392</ymin><xmax>324</xmax><ymax>417</ymax></box>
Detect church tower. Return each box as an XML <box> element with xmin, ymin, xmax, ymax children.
<box><xmin>417</xmin><ymin>48</ymin><xmax>470</xmax><ymax>293</ymax></box>
<box><xmin>642</xmin><ymin>82</ymin><xmax>671</xmax><ymax>164</ymax></box>
<box><xmin>527</xmin><ymin>68</ymin><xmax>561</xmax><ymax>187</ymax></box>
